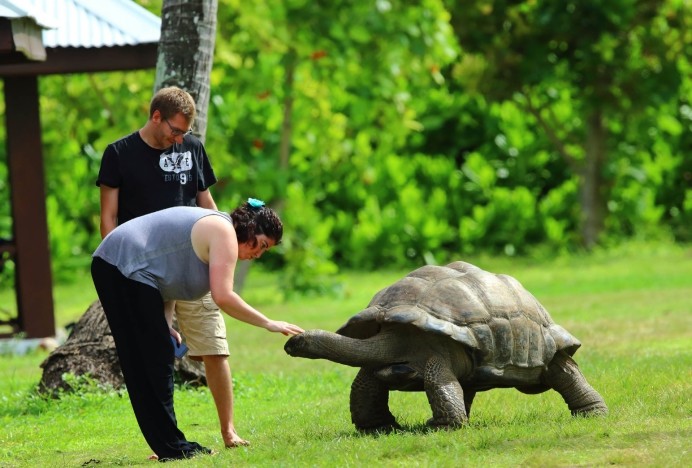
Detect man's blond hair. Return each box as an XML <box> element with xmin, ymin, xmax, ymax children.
<box><xmin>149</xmin><ymin>86</ymin><xmax>196</xmax><ymax>123</ymax></box>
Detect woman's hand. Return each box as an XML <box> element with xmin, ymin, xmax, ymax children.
<box><xmin>265</xmin><ymin>320</ymin><xmax>304</xmax><ymax>336</ymax></box>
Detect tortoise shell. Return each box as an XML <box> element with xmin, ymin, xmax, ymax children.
<box><xmin>337</xmin><ymin>261</ymin><xmax>581</xmax><ymax>370</ymax></box>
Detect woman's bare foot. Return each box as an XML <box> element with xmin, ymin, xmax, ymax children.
<box><xmin>223</xmin><ymin>430</ymin><xmax>250</xmax><ymax>448</ymax></box>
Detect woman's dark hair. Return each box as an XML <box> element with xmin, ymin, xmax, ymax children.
<box><xmin>230</xmin><ymin>201</ymin><xmax>283</xmax><ymax>247</ymax></box>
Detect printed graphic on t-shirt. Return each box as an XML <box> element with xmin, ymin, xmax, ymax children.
<box><xmin>159</xmin><ymin>151</ymin><xmax>193</xmax><ymax>184</ymax></box>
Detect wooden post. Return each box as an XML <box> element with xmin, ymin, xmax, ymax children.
<box><xmin>4</xmin><ymin>75</ymin><xmax>55</xmax><ymax>338</ymax></box>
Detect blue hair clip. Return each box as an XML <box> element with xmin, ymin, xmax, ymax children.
<box><xmin>248</xmin><ymin>198</ymin><xmax>265</xmax><ymax>209</ymax></box>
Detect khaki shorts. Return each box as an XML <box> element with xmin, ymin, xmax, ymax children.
<box><xmin>175</xmin><ymin>292</ymin><xmax>229</xmax><ymax>360</ymax></box>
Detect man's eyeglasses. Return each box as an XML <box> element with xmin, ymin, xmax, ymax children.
<box><xmin>164</xmin><ymin>119</ymin><xmax>193</xmax><ymax>137</ymax></box>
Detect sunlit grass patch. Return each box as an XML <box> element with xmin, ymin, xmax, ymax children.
<box><xmin>0</xmin><ymin>242</ymin><xmax>690</xmax><ymax>466</ymax></box>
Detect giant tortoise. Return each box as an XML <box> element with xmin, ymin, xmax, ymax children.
<box><xmin>284</xmin><ymin>261</ymin><xmax>607</xmax><ymax>432</ymax></box>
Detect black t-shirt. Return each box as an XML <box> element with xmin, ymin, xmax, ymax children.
<box><xmin>96</xmin><ymin>131</ymin><xmax>217</xmax><ymax>225</ymax></box>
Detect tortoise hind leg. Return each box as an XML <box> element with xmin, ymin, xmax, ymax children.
<box><xmin>543</xmin><ymin>351</ymin><xmax>608</xmax><ymax>416</ymax></box>
<box><xmin>350</xmin><ymin>368</ymin><xmax>400</xmax><ymax>433</ymax></box>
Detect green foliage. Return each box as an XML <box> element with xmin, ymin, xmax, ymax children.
<box><xmin>277</xmin><ymin>182</ymin><xmax>340</xmax><ymax>296</ymax></box>
<box><xmin>0</xmin><ymin>81</ymin><xmax>12</xmax><ymax>287</ymax></box>
<box><xmin>445</xmin><ymin>0</ymin><xmax>689</xmax><ymax>248</ymax></box>
<box><xmin>35</xmin><ymin>73</ymin><xmax>157</xmax><ymax>281</ymax></box>
<box><xmin>0</xmin><ymin>0</ymin><xmax>688</xmax><ymax>297</ymax></box>
<box><xmin>461</xmin><ymin>185</ymin><xmax>539</xmax><ymax>256</ymax></box>
<box><xmin>207</xmin><ymin>0</ymin><xmax>464</xmax><ymax>278</ymax></box>
<box><xmin>538</xmin><ymin>178</ymin><xmax>580</xmax><ymax>251</ymax></box>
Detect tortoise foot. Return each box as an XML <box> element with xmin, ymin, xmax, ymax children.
<box><xmin>425</xmin><ymin>417</ymin><xmax>466</xmax><ymax>430</ymax></box>
<box><xmin>356</xmin><ymin>422</ymin><xmax>402</xmax><ymax>434</ymax></box>
<box><xmin>571</xmin><ymin>401</ymin><xmax>608</xmax><ymax>417</ymax></box>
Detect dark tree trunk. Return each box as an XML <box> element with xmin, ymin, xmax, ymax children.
<box><xmin>38</xmin><ymin>300</ymin><xmax>206</xmax><ymax>396</ymax></box>
<box><xmin>580</xmin><ymin>109</ymin><xmax>608</xmax><ymax>249</ymax></box>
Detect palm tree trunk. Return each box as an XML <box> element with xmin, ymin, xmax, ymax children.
<box><xmin>155</xmin><ymin>0</ymin><xmax>218</xmax><ymax>142</ymax></box>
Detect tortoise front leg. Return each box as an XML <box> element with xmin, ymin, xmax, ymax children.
<box><xmin>350</xmin><ymin>367</ymin><xmax>400</xmax><ymax>432</ymax></box>
<box><xmin>424</xmin><ymin>355</ymin><xmax>468</xmax><ymax>428</ymax></box>
<box><xmin>543</xmin><ymin>351</ymin><xmax>608</xmax><ymax>416</ymax></box>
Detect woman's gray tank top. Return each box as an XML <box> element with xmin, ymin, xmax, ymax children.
<box><xmin>93</xmin><ymin>206</ymin><xmax>232</xmax><ymax>301</ymax></box>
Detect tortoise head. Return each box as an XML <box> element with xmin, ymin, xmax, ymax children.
<box><xmin>284</xmin><ymin>329</ymin><xmax>339</xmax><ymax>358</ymax></box>
<box><xmin>284</xmin><ymin>329</ymin><xmax>391</xmax><ymax>367</ymax></box>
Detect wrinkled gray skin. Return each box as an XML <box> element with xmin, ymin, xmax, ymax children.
<box><xmin>285</xmin><ymin>261</ymin><xmax>608</xmax><ymax>432</ymax></box>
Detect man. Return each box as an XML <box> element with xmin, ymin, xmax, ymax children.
<box><xmin>97</xmin><ymin>86</ymin><xmax>247</xmax><ymax>448</ymax></box>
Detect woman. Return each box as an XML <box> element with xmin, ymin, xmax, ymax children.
<box><xmin>91</xmin><ymin>198</ymin><xmax>303</xmax><ymax>461</ymax></box>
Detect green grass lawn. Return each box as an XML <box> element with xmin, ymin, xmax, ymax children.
<box><xmin>0</xmin><ymin>241</ymin><xmax>690</xmax><ymax>467</ymax></box>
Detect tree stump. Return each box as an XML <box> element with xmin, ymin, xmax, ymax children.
<box><xmin>38</xmin><ymin>300</ymin><xmax>207</xmax><ymax>396</ymax></box>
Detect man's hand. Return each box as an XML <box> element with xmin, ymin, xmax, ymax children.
<box><xmin>169</xmin><ymin>327</ymin><xmax>182</xmax><ymax>344</ymax></box>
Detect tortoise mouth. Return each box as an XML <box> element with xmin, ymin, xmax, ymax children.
<box><xmin>284</xmin><ymin>334</ymin><xmax>304</xmax><ymax>356</ymax></box>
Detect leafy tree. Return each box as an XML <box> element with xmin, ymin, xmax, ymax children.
<box><xmin>445</xmin><ymin>0</ymin><xmax>686</xmax><ymax>248</ymax></box>
<box><xmin>2</xmin><ymin>0</ymin><xmax>688</xmax><ymax>294</ymax></box>
<box><xmin>203</xmin><ymin>0</ymin><xmax>460</xmax><ymax>284</ymax></box>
